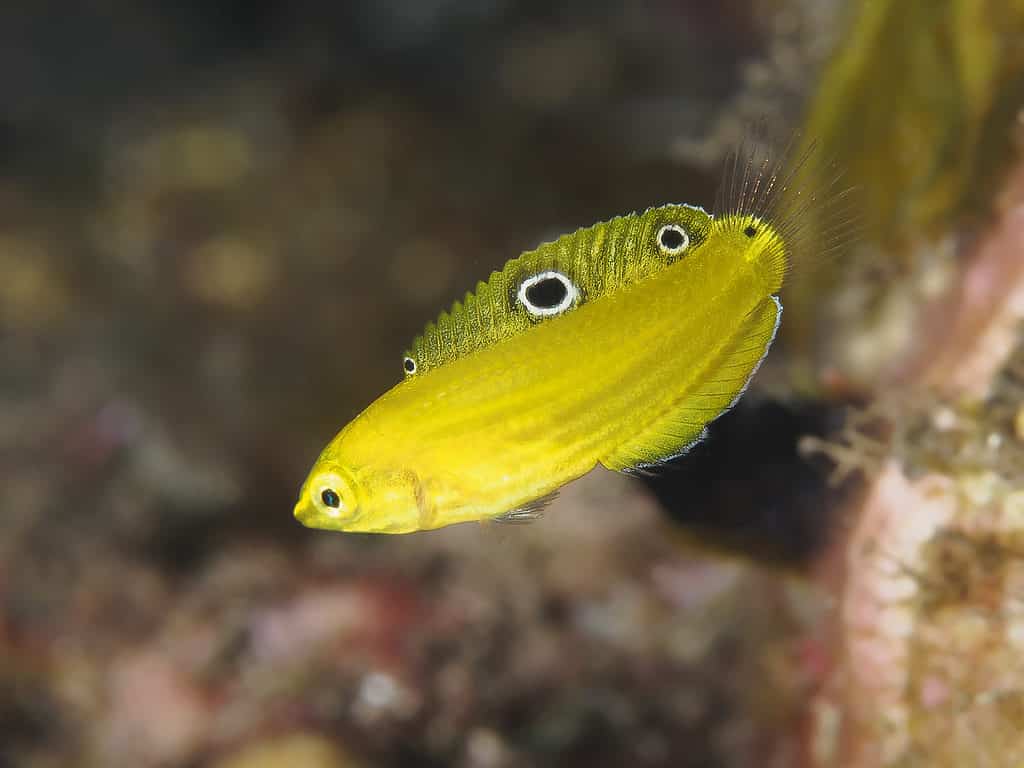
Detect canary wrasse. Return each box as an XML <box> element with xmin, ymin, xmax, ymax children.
<box><xmin>293</xmin><ymin>166</ymin><xmax>806</xmax><ymax>534</ymax></box>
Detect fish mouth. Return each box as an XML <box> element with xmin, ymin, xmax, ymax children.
<box><xmin>293</xmin><ymin>494</ymin><xmax>359</xmax><ymax>531</ymax></box>
<box><xmin>293</xmin><ymin>498</ymin><xmax>325</xmax><ymax>529</ymax></box>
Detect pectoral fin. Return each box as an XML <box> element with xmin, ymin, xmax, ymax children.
<box><xmin>492</xmin><ymin>490</ymin><xmax>560</xmax><ymax>524</ymax></box>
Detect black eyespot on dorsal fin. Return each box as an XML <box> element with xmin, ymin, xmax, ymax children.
<box><xmin>657</xmin><ymin>224</ymin><xmax>690</xmax><ymax>256</ymax></box>
<box><xmin>517</xmin><ymin>270</ymin><xmax>578</xmax><ymax>318</ymax></box>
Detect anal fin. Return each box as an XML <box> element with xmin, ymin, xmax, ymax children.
<box><xmin>601</xmin><ymin>295</ymin><xmax>782</xmax><ymax>474</ymax></box>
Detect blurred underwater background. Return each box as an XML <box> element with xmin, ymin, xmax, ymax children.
<box><xmin>3</xmin><ymin>0</ymin><xmax>1024</xmax><ymax>765</ymax></box>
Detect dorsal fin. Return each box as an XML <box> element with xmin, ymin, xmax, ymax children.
<box><xmin>402</xmin><ymin>205</ymin><xmax>713</xmax><ymax>377</ymax></box>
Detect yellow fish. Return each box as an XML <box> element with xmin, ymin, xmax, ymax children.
<box><xmin>295</xmin><ymin>150</ymin><xmax>799</xmax><ymax>533</ymax></box>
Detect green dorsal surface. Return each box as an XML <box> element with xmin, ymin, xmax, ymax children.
<box><xmin>403</xmin><ymin>204</ymin><xmax>712</xmax><ymax>376</ymax></box>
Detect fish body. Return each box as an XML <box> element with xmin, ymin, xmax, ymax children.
<box><xmin>295</xmin><ymin>197</ymin><xmax>789</xmax><ymax>533</ymax></box>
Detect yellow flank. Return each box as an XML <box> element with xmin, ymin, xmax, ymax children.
<box><xmin>294</xmin><ymin>194</ymin><xmax>790</xmax><ymax>533</ymax></box>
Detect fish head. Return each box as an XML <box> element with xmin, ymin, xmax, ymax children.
<box><xmin>293</xmin><ymin>457</ymin><xmax>361</xmax><ymax>531</ymax></box>
<box><xmin>294</xmin><ymin>450</ymin><xmax>429</xmax><ymax>534</ymax></box>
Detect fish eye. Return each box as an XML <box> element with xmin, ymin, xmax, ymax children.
<box><xmin>304</xmin><ymin>470</ymin><xmax>357</xmax><ymax>523</ymax></box>
<box><xmin>744</xmin><ymin>224</ymin><xmax>758</xmax><ymax>237</ymax></box>
<box><xmin>657</xmin><ymin>224</ymin><xmax>689</xmax><ymax>255</ymax></box>
<box><xmin>517</xmin><ymin>270</ymin><xmax>578</xmax><ymax>318</ymax></box>
<box><xmin>403</xmin><ymin>356</ymin><xmax>417</xmax><ymax>375</ymax></box>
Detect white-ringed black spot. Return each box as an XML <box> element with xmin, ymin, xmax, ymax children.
<box><xmin>657</xmin><ymin>224</ymin><xmax>689</xmax><ymax>255</ymax></box>
<box><xmin>403</xmin><ymin>356</ymin><xmax>417</xmax><ymax>375</ymax></box>
<box><xmin>517</xmin><ymin>270</ymin><xmax>578</xmax><ymax>318</ymax></box>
